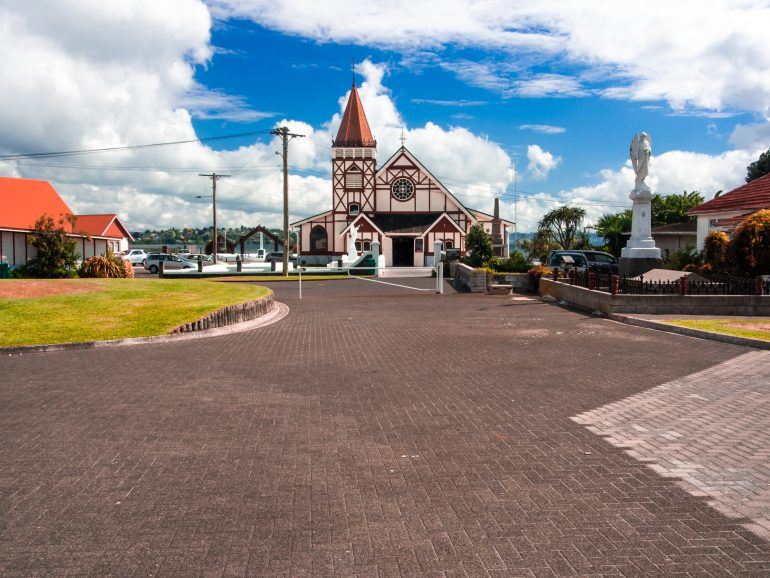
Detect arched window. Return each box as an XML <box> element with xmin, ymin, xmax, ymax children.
<box><xmin>355</xmin><ymin>240</ymin><xmax>362</xmax><ymax>252</ymax></box>
<box><xmin>348</xmin><ymin>203</ymin><xmax>360</xmax><ymax>216</ymax></box>
<box><xmin>363</xmin><ymin>240</ymin><xmax>371</xmax><ymax>252</ymax></box>
<box><xmin>310</xmin><ymin>225</ymin><xmax>327</xmax><ymax>251</ymax></box>
<box><xmin>444</xmin><ymin>239</ymin><xmax>454</xmax><ymax>249</ymax></box>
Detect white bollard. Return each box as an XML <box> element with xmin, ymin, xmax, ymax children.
<box><xmin>434</xmin><ymin>241</ymin><xmax>443</xmax><ymax>293</ymax></box>
<box><xmin>371</xmin><ymin>241</ymin><xmax>380</xmax><ymax>277</ymax></box>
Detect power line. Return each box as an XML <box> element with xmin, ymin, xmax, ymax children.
<box><xmin>0</xmin><ymin>129</ymin><xmax>274</xmax><ymax>161</ymax></box>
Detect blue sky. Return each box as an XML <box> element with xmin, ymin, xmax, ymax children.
<box><xmin>1</xmin><ymin>1</ymin><xmax>768</xmax><ymax>231</ymax></box>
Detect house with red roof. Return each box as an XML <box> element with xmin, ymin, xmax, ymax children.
<box><xmin>0</xmin><ymin>176</ymin><xmax>133</xmax><ymax>267</ymax></box>
<box><xmin>687</xmin><ymin>172</ymin><xmax>770</xmax><ymax>249</ymax></box>
<box><xmin>291</xmin><ymin>81</ymin><xmax>514</xmax><ymax>266</ymax></box>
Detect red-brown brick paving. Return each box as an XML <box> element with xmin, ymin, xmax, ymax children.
<box><xmin>1</xmin><ymin>278</ymin><xmax>769</xmax><ymax>576</ymax></box>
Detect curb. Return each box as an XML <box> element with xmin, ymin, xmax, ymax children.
<box><xmin>1</xmin><ymin>301</ymin><xmax>290</xmax><ymax>355</ymax></box>
<box><xmin>609</xmin><ymin>313</ymin><xmax>770</xmax><ymax>351</ymax></box>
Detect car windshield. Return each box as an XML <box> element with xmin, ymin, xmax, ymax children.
<box><xmin>587</xmin><ymin>252</ymin><xmax>616</xmax><ymax>263</ymax></box>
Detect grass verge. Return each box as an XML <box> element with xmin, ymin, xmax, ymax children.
<box><xmin>664</xmin><ymin>318</ymin><xmax>770</xmax><ymax>342</ymax></box>
<box><xmin>0</xmin><ymin>278</ymin><xmax>270</xmax><ymax>347</ymax></box>
<box><xmin>214</xmin><ymin>275</ymin><xmax>354</xmax><ymax>282</ymax></box>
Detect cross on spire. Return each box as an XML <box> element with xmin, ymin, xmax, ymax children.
<box><xmin>350</xmin><ymin>59</ymin><xmax>356</xmax><ymax>85</ymax></box>
<box><xmin>399</xmin><ymin>128</ymin><xmax>406</xmax><ymax>147</ymax></box>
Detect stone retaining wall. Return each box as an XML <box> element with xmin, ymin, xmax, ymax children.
<box><xmin>453</xmin><ymin>263</ymin><xmax>487</xmax><ymax>293</ymax></box>
<box><xmin>540</xmin><ymin>278</ymin><xmax>770</xmax><ymax>315</ymax></box>
<box><xmin>172</xmin><ymin>293</ymin><xmax>274</xmax><ymax>333</ymax></box>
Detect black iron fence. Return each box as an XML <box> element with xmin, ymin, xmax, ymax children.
<box><xmin>557</xmin><ymin>268</ymin><xmax>770</xmax><ymax>296</ymax></box>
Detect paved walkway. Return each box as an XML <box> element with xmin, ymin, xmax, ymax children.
<box><xmin>1</xmin><ymin>279</ymin><xmax>768</xmax><ymax>576</ymax></box>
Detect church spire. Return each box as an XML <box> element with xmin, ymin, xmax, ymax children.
<box><xmin>334</xmin><ymin>82</ymin><xmax>376</xmax><ymax>148</ymax></box>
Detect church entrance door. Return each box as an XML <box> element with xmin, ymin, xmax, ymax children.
<box><xmin>391</xmin><ymin>236</ymin><xmax>414</xmax><ymax>267</ymax></box>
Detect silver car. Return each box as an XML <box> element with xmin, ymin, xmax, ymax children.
<box><xmin>120</xmin><ymin>249</ymin><xmax>147</xmax><ymax>266</ymax></box>
<box><xmin>143</xmin><ymin>253</ymin><xmax>197</xmax><ymax>274</ymax></box>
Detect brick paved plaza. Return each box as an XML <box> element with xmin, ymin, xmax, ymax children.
<box><xmin>1</xmin><ymin>278</ymin><xmax>769</xmax><ymax>576</ymax></box>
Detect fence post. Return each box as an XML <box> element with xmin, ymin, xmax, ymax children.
<box><xmin>568</xmin><ymin>268</ymin><xmax>575</xmax><ymax>285</ymax></box>
<box><xmin>588</xmin><ymin>271</ymin><xmax>596</xmax><ymax>290</ymax></box>
<box><xmin>679</xmin><ymin>276</ymin><xmax>687</xmax><ymax>295</ymax></box>
<box><xmin>372</xmin><ymin>241</ymin><xmax>380</xmax><ymax>278</ymax></box>
<box><xmin>270</xmin><ymin>259</ymin><xmax>276</xmax><ymax>272</ymax></box>
<box><xmin>756</xmin><ymin>276</ymin><xmax>764</xmax><ymax>296</ymax></box>
<box><xmin>236</xmin><ymin>255</ymin><xmax>242</xmax><ymax>272</ymax></box>
<box><xmin>159</xmin><ymin>260</ymin><xmax>164</xmax><ymax>276</ymax></box>
<box><xmin>434</xmin><ymin>241</ymin><xmax>443</xmax><ymax>293</ymax></box>
<box><xmin>552</xmin><ymin>268</ymin><xmax>558</xmax><ymax>281</ymax></box>
<box><xmin>197</xmin><ymin>259</ymin><xmax>203</xmax><ymax>273</ymax></box>
<box><xmin>611</xmin><ymin>275</ymin><xmax>619</xmax><ymax>295</ymax></box>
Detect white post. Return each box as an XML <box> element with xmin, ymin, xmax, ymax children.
<box><xmin>298</xmin><ymin>265</ymin><xmax>302</xmax><ymax>300</ymax></box>
<box><xmin>434</xmin><ymin>241</ymin><xmax>443</xmax><ymax>294</ymax></box>
<box><xmin>259</xmin><ymin>232</ymin><xmax>264</xmax><ymax>252</ymax></box>
<box><xmin>371</xmin><ymin>241</ymin><xmax>380</xmax><ymax>278</ymax></box>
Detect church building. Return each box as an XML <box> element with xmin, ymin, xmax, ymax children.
<box><xmin>292</xmin><ymin>82</ymin><xmax>514</xmax><ymax>266</ymax></box>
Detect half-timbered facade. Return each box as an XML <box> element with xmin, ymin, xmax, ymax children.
<box><xmin>293</xmin><ymin>82</ymin><xmax>514</xmax><ymax>266</ymax></box>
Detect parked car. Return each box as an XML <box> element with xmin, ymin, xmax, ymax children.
<box><xmin>120</xmin><ymin>249</ymin><xmax>147</xmax><ymax>266</ymax></box>
<box><xmin>143</xmin><ymin>253</ymin><xmax>197</xmax><ymax>274</ymax></box>
<box><xmin>265</xmin><ymin>251</ymin><xmax>297</xmax><ymax>265</ymax></box>
<box><xmin>179</xmin><ymin>253</ymin><xmax>213</xmax><ymax>263</ymax></box>
<box><xmin>546</xmin><ymin>250</ymin><xmax>619</xmax><ymax>274</ymax></box>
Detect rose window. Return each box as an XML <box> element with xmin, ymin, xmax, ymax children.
<box><xmin>391</xmin><ymin>178</ymin><xmax>414</xmax><ymax>201</ymax></box>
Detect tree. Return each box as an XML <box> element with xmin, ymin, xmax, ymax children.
<box><xmin>464</xmin><ymin>223</ymin><xmax>493</xmax><ymax>267</ymax></box>
<box><xmin>19</xmin><ymin>214</ymin><xmax>79</xmax><ymax>278</ymax></box>
<box><xmin>537</xmin><ymin>206</ymin><xmax>587</xmax><ymax>250</ymax></box>
<box><xmin>730</xmin><ymin>209</ymin><xmax>770</xmax><ymax>276</ymax></box>
<box><xmin>651</xmin><ymin>191</ymin><xmax>704</xmax><ymax>226</ymax></box>
<box><xmin>702</xmin><ymin>231</ymin><xmax>730</xmax><ymax>274</ymax></box>
<box><xmin>595</xmin><ymin>210</ymin><xmax>632</xmax><ymax>257</ymax></box>
<box><xmin>518</xmin><ymin>230</ymin><xmax>559</xmax><ymax>263</ymax></box>
<box><xmin>746</xmin><ymin>150</ymin><xmax>770</xmax><ymax>183</ymax></box>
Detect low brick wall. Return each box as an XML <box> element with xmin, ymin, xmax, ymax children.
<box><xmin>540</xmin><ymin>278</ymin><xmax>770</xmax><ymax>316</ymax></box>
<box><xmin>453</xmin><ymin>263</ymin><xmax>487</xmax><ymax>293</ymax></box>
<box><xmin>172</xmin><ymin>293</ymin><xmax>274</xmax><ymax>333</ymax></box>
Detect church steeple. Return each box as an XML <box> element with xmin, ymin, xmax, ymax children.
<box><xmin>334</xmin><ymin>82</ymin><xmax>376</xmax><ymax>147</ymax></box>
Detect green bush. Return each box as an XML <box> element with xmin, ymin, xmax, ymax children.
<box><xmin>731</xmin><ymin>209</ymin><xmax>770</xmax><ymax>276</ymax></box>
<box><xmin>483</xmin><ymin>250</ymin><xmax>530</xmax><ymax>273</ymax></box>
<box><xmin>78</xmin><ymin>252</ymin><xmax>133</xmax><ymax>278</ymax></box>
<box><xmin>662</xmin><ymin>245</ymin><xmax>701</xmax><ymax>271</ymax></box>
<box><xmin>463</xmin><ymin>223</ymin><xmax>493</xmax><ymax>267</ymax></box>
<box><xmin>15</xmin><ymin>214</ymin><xmax>79</xmax><ymax>278</ymax></box>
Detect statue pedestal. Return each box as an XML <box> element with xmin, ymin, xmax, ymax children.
<box><xmin>620</xmin><ymin>183</ymin><xmax>661</xmax><ymax>276</ymax></box>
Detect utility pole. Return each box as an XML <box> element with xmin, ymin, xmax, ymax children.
<box><xmin>271</xmin><ymin>127</ymin><xmax>305</xmax><ymax>276</ymax></box>
<box><xmin>198</xmin><ymin>173</ymin><xmax>229</xmax><ymax>264</ymax></box>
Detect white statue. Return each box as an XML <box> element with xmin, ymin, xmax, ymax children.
<box><xmin>630</xmin><ymin>132</ymin><xmax>652</xmax><ymax>193</ymax></box>
<box><xmin>622</xmin><ymin>131</ymin><xmax>661</xmax><ymax>264</ymax></box>
<box><xmin>347</xmin><ymin>223</ymin><xmax>359</xmax><ymax>259</ymax></box>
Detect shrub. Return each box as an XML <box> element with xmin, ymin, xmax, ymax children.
<box><xmin>463</xmin><ymin>223</ymin><xmax>493</xmax><ymax>267</ymax></box>
<box><xmin>527</xmin><ymin>264</ymin><xmax>552</xmax><ymax>279</ymax></box>
<box><xmin>662</xmin><ymin>245</ymin><xmax>701</xmax><ymax>271</ymax></box>
<box><xmin>16</xmin><ymin>214</ymin><xmax>79</xmax><ymax>278</ymax></box>
<box><xmin>485</xmin><ymin>250</ymin><xmax>529</xmax><ymax>273</ymax></box>
<box><xmin>78</xmin><ymin>252</ymin><xmax>133</xmax><ymax>278</ymax></box>
<box><xmin>702</xmin><ymin>231</ymin><xmax>730</xmax><ymax>273</ymax></box>
<box><xmin>730</xmin><ymin>209</ymin><xmax>770</xmax><ymax>276</ymax></box>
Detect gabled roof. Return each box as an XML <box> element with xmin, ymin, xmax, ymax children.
<box><xmin>650</xmin><ymin>221</ymin><xmax>697</xmax><ymax>234</ymax></box>
<box><xmin>687</xmin><ymin>172</ymin><xmax>770</xmax><ymax>215</ymax></box>
<box><xmin>333</xmin><ymin>83</ymin><xmax>375</xmax><ymax>148</ymax></box>
<box><xmin>0</xmin><ymin>176</ymin><xmax>131</xmax><ymax>239</ymax></box>
<box><xmin>290</xmin><ymin>209</ymin><xmax>332</xmax><ymax>228</ymax></box>
<box><xmin>74</xmin><ymin>214</ymin><xmax>134</xmax><ymax>240</ymax></box>
<box><xmin>0</xmin><ymin>176</ymin><xmax>73</xmax><ymax>230</ymax></box>
<box><xmin>420</xmin><ymin>213</ymin><xmax>466</xmax><ymax>237</ymax></box>
<box><xmin>377</xmin><ymin>146</ymin><xmax>477</xmax><ymax>223</ymax></box>
<box><xmin>341</xmin><ymin>212</ymin><xmax>384</xmax><ymax>236</ymax></box>
<box><xmin>468</xmin><ymin>208</ymin><xmax>516</xmax><ymax>228</ymax></box>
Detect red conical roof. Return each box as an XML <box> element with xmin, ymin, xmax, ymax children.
<box><xmin>334</xmin><ymin>82</ymin><xmax>376</xmax><ymax>147</ymax></box>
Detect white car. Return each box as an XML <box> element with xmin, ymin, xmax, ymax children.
<box><xmin>143</xmin><ymin>253</ymin><xmax>197</xmax><ymax>274</ymax></box>
<box><xmin>120</xmin><ymin>249</ymin><xmax>147</xmax><ymax>266</ymax></box>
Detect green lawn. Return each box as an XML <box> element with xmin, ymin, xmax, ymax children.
<box><xmin>664</xmin><ymin>318</ymin><xmax>770</xmax><ymax>342</ymax></box>
<box><xmin>215</xmin><ymin>274</ymin><xmax>354</xmax><ymax>282</ymax></box>
<box><xmin>0</xmin><ymin>278</ymin><xmax>270</xmax><ymax>347</ymax></box>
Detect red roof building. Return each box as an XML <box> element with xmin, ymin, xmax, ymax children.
<box><xmin>687</xmin><ymin>172</ymin><xmax>770</xmax><ymax>249</ymax></box>
<box><xmin>0</xmin><ymin>176</ymin><xmax>133</xmax><ymax>267</ymax></box>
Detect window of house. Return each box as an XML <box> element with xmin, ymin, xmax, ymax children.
<box><xmin>355</xmin><ymin>148</ymin><xmax>362</xmax><ymax>158</ymax></box>
<box><xmin>345</xmin><ymin>149</ymin><xmax>353</xmax><ymax>158</ymax></box>
<box><xmin>364</xmin><ymin>149</ymin><xmax>373</xmax><ymax>158</ymax></box>
<box><xmin>355</xmin><ymin>240</ymin><xmax>362</xmax><ymax>252</ymax></box>
<box><xmin>335</xmin><ymin>149</ymin><xmax>343</xmax><ymax>158</ymax></box>
<box><xmin>415</xmin><ymin>238</ymin><xmax>424</xmax><ymax>253</ymax></box>
<box><xmin>363</xmin><ymin>240</ymin><xmax>371</xmax><ymax>252</ymax></box>
<box><xmin>348</xmin><ymin>203</ymin><xmax>360</xmax><ymax>216</ymax></box>
<box><xmin>444</xmin><ymin>239</ymin><xmax>453</xmax><ymax>249</ymax></box>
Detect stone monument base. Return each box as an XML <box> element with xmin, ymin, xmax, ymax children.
<box><xmin>619</xmin><ymin>257</ymin><xmax>662</xmax><ymax>278</ymax></box>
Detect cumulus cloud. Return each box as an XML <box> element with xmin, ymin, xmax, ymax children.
<box><xmin>210</xmin><ymin>0</ymin><xmax>770</xmax><ymax>114</ymax></box>
<box><xmin>526</xmin><ymin>145</ymin><xmax>560</xmax><ymax>180</ymax></box>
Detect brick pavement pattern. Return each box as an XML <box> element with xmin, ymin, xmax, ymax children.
<box><xmin>572</xmin><ymin>350</ymin><xmax>770</xmax><ymax>541</ymax></box>
<box><xmin>1</xmin><ymin>278</ymin><xmax>769</xmax><ymax>576</ymax></box>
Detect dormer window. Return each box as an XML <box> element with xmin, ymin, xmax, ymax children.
<box><xmin>348</xmin><ymin>203</ymin><xmax>360</xmax><ymax>216</ymax></box>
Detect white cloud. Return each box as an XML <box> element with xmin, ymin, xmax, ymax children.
<box><xmin>526</xmin><ymin>145</ymin><xmax>561</xmax><ymax>180</ymax></box>
<box><xmin>210</xmin><ymin>0</ymin><xmax>770</xmax><ymax>115</ymax></box>
<box><xmin>411</xmin><ymin>99</ymin><xmax>487</xmax><ymax>107</ymax></box>
<box><xmin>520</xmin><ymin>124</ymin><xmax>566</xmax><ymax>135</ymax></box>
